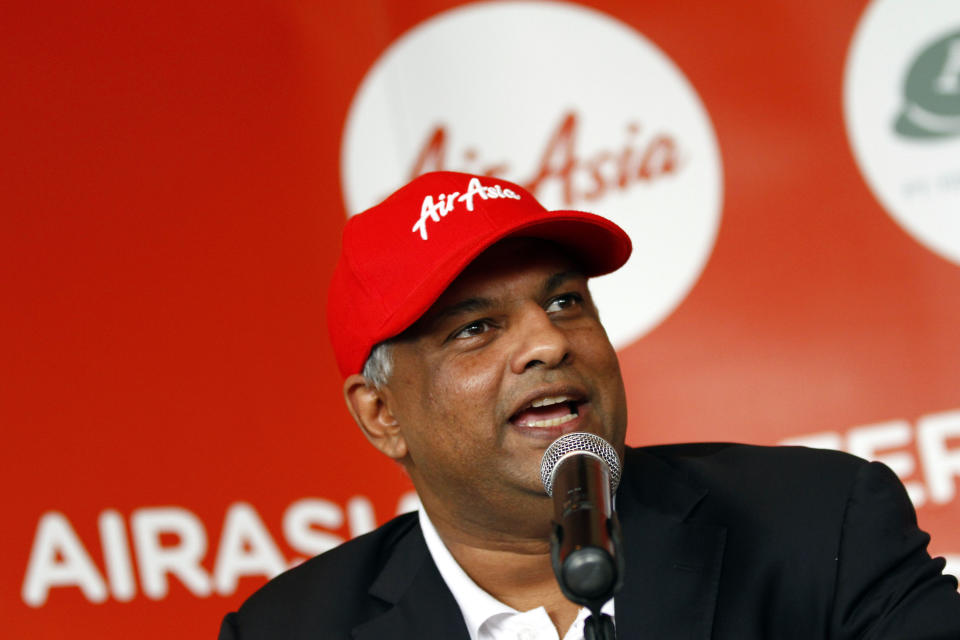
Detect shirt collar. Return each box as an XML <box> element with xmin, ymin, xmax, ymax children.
<box><xmin>418</xmin><ymin>508</ymin><xmax>614</xmax><ymax>640</ymax></box>
<box><xmin>419</xmin><ymin>509</ymin><xmax>518</xmax><ymax>640</ymax></box>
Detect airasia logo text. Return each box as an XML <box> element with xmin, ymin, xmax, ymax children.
<box><xmin>409</xmin><ymin>111</ymin><xmax>682</xmax><ymax>208</ymax></box>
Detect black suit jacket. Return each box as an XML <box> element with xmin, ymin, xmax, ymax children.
<box><xmin>219</xmin><ymin>444</ymin><xmax>960</xmax><ymax>638</ymax></box>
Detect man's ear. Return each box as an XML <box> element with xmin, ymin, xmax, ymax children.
<box><xmin>343</xmin><ymin>374</ymin><xmax>408</xmax><ymax>460</ymax></box>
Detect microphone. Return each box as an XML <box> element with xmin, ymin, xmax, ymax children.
<box><xmin>539</xmin><ymin>432</ymin><xmax>624</xmax><ymax>613</ymax></box>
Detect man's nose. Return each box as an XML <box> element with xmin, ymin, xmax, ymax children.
<box><xmin>509</xmin><ymin>304</ymin><xmax>572</xmax><ymax>374</ymax></box>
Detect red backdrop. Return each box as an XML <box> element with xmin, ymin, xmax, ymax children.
<box><xmin>3</xmin><ymin>1</ymin><xmax>959</xmax><ymax>637</ymax></box>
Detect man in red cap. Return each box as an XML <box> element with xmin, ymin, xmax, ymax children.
<box><xmin>220</xmin><ymin>172</ymin><xmax>960</xmax><ymax>639</ymax></box>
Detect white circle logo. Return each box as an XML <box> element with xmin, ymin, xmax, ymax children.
<box><xmin>845</xmin><ymin>0</ymin><xmax>960</xmax><ymax>266</ymax></box>
<box><xmin>341</xmin><ymin>2</ymin><xmax>723</xmax><ymax>348</ymax></box>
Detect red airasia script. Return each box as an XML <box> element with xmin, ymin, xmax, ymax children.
<box><xmin>409</xmin><ymin>110</ymin><xmax>683</xmax><ymax>207</ymax></box>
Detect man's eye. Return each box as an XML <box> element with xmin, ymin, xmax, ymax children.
<box><xmin>451</xmin><ymin>319</ymin><xmax>492</xmax><ymax>340</ymax></box>
<box><xmin>545</xmin><ymin>293</ymin><xmax>583</xmax><ymax>313</ymax></box>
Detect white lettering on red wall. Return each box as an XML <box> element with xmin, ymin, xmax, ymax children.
<box><xmin>21</xmin><ymin>493</ymin><xmax>419</xmax><ymax>607</ymax></box>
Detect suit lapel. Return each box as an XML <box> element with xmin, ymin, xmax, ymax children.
<box><xmin>614</xmin><ymin>448</ymin><xmax>727</xmax><ymax>639</ymax></box>
<box><xmin>351</xmin><ymin>519</ymin><xmax>470</xmax><ymax>640</ymax></box>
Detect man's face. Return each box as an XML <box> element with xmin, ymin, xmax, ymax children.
<box><xmin>381</xmin><ymin>238</ymin><xmax>627</xmax><ymax>533</ymax></box>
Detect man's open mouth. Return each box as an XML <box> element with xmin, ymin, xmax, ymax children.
<box><xmin>509</xmin><ymin>395</ymin><xmax>582</xmax><ymax>428</ymax></box>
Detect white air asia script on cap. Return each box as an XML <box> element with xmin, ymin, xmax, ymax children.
<box><xmin>412</xmin><ymin>177</ymin><xmax>521</xmax><ymax>241</ymax></box>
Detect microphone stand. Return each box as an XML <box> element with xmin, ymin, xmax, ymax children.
<box><xmin>583</xmin><ymin>610</ymin><xmax>617</xmax><ymax>640</ymax></box>
<box><xmin>550</xmin><ymin>514</ymin><xmax>625</xmax><ymax>640</ymax></box>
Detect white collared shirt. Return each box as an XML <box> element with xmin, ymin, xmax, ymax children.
<box><xmin>418</xmin><ymin>509</ymin><xmax>615</xmax><ymax>640</ymax></box>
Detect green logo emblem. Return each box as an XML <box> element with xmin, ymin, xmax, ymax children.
<box><xmin>895</xmin><ymin>29</ymin><xmax>960</xmax><ymax>139</ymax></box>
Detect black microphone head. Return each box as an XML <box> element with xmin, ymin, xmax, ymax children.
<box><xmin>540</xmin><ymin>432</ymin><xmax>622</xmax><ymax>497</ymax></box>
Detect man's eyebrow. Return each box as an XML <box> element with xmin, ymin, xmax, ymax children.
<box><xmin>543</xmin><ymin>270</ymin><xmax>586</xmax><ymax>296</ymax></box>
<box><xmin>430</xmin><ymin>297</ymin><xmax>494</xmax><ymax>323</ymax></box>
<box><xmin>423</xmin><ymin>270</ymin><xmax>585</xmax><ymax>329</ymax></box>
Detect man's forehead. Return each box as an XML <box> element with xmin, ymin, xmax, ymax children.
<box><xmin>415</xmin><ymin>239</ymin><xmax>587</xmax><ymax>324</ymax></box>
<box><xmin>456</xmin><ymin>237</ymin><xmax>583</xmax><ymax>282</ymax></box>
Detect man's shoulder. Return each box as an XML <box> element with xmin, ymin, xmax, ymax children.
<box><xmin>253</xmin><ymin>509</ymin><xmax>420</xmax><ymax>595</ymax></box>
<box><xmin>634</xmin><ymin>441</ymin><xmax>865</xmax><ymax>482</ymax></box>
<box><xmin>227</xmin><ymin>511</ymin><xmax>422</xmax><ymax>638</ymax></box>
<box><xmin>625</xmin><ymin>442</ymin><xmax>874</xmax><ymax>528</ymax></box>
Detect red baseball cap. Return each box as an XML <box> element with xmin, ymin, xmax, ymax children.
<box><xmin>327</xmin><ymin>171</ymin><xmax>632</xmax><ymax>377</ymax></box>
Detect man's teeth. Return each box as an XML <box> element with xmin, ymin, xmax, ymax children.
<box><xmin>530</xmin><ymin>395</ymin><xmax>572</xmax><ymax>408</ymax></box>
<box><xmin>524</xmin><ymin>412</ymin><xmax>578</xmax><ymax>428</ymax></box>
